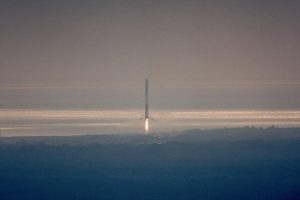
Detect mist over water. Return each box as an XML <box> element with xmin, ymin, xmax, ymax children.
<box><xmin>1</xmin><ymin>109</ymin><xmax>300</xmax><ymax>136</ymax></box>
<box><xmin>1</xmin><ymin>81</ymin><xmax>300</xmax><ymax>137</ymax></box>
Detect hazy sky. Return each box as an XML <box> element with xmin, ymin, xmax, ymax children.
<box><xmin>0</xmin><ymin>0</ymin><xmax>300</xmax><ymax>110</ymax></box>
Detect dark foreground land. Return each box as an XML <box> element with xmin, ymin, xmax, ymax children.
<box><xmin>1</xmin><ymin>127</ymin><xmax>300</xmax><ymax>200</ymax></box>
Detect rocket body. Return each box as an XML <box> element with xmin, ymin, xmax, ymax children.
<box><xmin>145</xmin><ymin>79</ymin><xmax>149</xmax><ymax>119</ymax></box>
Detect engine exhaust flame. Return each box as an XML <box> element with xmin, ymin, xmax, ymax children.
<box><xmin>145</xmin><ymin>118</ymin><xmax>149</xmax><ymax>134</ymax></box>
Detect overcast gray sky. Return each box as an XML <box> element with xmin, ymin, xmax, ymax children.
<box><xmin>0</xmin><ymin>0</ymin><xmax>300</xmax><ymax>110</ymax></box>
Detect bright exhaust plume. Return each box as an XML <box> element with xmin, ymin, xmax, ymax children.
<box><xmin>145</xmin><ymin>118</ymin><xmax>149</xmax><ymax>134</ymax></box>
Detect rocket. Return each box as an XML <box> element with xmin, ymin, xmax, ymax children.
<box><xmin>145</xmin><ymin>79</ymin><xmax>149</xmax><ymax>119</ymax></box>
<box><xmin>144</xmin><ymin>79</ymin><xmax>149</xmax><ymax>134</ymax></box>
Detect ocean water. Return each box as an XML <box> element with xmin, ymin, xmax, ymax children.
<box><xmin>1</xmin><ymin>109</ymin><xmax>300</xmax><ymax>136</ymax></box>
